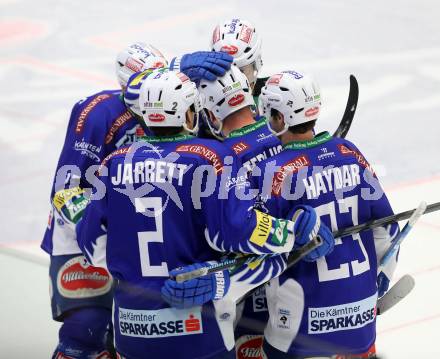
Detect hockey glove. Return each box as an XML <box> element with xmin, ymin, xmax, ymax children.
<box><xmin>172</xmin><ymin>51</ymin><xmax>233</xmax><ymax>82</ymax></box>
<box><xmin>377</xmin><ymin>271</ymin><xmax>390</xmax><ymax>298</ymax></box>
<box><xmin>162</xmin><ymin>262</ymin><xmax>230</xmax><ymax>309</ymax></box>
<box><xmin>291</xmin><ymin>205</ymin><xmax>334</xmax><ymax>262</ymax></box>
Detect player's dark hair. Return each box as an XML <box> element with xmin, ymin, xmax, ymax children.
<box><xmin>149</xmin><ymin>127</ymin><xmax>183</xmax><ymax>136</ymax></box>
<box><xmin>271</xmin><ymin>109</ymin><xmax>316</xmax><ymax>134</ymax></box>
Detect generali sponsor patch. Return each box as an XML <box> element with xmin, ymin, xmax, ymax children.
<box><xmin>176</xmin><ymin>144</ymin><xmax>223</xmax><ymax>174</ymax></box>
<box><xmin>98</xmin><ymin>147</ymin><xmax>131</xmax><ymax>174</ymax></box>
<box><xmin>118</xmin><ymin>307</ymin><xmax>203</xmax><ymax>338</ymax></box>
<box><xmin>338</xmin><ymin>144</ymin><xmax>375</xmax><ymax>174</ymax></box>
<box><xmin>105</xmin><ymin>111</ymin><xmax>133</xmax><ymax>144</ymax></box>
<box><xmin>75</xmin><ymin>94</ymin><xmax>111</xmax><ymax>134</ymax></box>
<box><xmin>308</xmin><ymin>293</ymin><xmax>377</xmax><ymax>334</ymax></box>
<box><xmin>57</xmin><ymin>256</ymin><xmax>112</xmax><ymax>298</ymax></box>
<box><xmin>272</xmin><ymin>155</ymin><xmax>310</xmax><ymax>196</ymax></box>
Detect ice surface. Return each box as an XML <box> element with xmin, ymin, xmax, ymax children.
<box><xmin>1</xmin><ymin>0</ymin><xmax>439</xmax><ymax>357</ymax></box>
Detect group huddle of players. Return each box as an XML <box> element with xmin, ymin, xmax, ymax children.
<box><xmin>41</xmin><ymin>18</ymin><xmax>400</xmax><ymax>359</ymax></box>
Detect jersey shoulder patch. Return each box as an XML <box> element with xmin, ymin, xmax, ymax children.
<box><xmin>73</xmin><ymin>91</ymin><xmax>121</xmax><ymax>135</ymax></box>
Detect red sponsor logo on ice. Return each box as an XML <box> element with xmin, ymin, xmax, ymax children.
<box><xmin>305</xmin><ymin>106</ymin><xmax>320</xmax><ymax>118</ymax></box>
<box><xmin>239</xmin><ymin>24</ymin><xmax>253</xmax><ymax>43</ymax></box>
<box><xmin>176</xmin><ymin>144</ymin><xmax>223</xmax><ymax>174</ymax></box>
<box><xmin>220</xmin><ymin>44</ymin><xmax>239</xmax><ymax>55</ymax></box>
<box><xmin>75</xmin><ymin>94</ymin><xmax>111</xmax><ymax>134</ymax></box>
<box><xmin>272</xmin><ymin>155</ymin><xmax>310</xmax><ymax>196</ymax></box>
<box><xmin>57</xmin><ymin>256</ymin><xmax>112</xmax><ymax>299</ymax></box>
<box><xmin>148</xmin><ymin>113</ymin><xmax>165</xmax><ymax>122</ymax></box>
<box><xmin>228</xmin><ymin>94</ymin><xmax>245</xmax><ymax>107</ymax></box>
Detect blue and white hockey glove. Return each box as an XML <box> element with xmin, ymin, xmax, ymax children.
<box><xmin>161</xmin><ymin>262</ymin><xmax>230</xmax><ymax>309</ymax></box>
<box><xmin>377</xmin><ymin>271</ymin><xmax>390</xmax><ymax>298</ymax></box>
<box><xmin>291</xmin><ymin>205</ymin><xmax>335</xmax><ymax>262</ymax></box>
<box><xmin>170</xmin><ymin>51</ymin><xmax>233</xmax><ymax>82</ymax></box>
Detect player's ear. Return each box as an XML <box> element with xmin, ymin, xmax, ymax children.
<box><xmin>185</xmin><ymin>108</ymin><xmax>194</xmax><ymax>130</ymax></box>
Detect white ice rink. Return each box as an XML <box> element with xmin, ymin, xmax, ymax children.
<box><xmin>1</xmin><ymin>0</ymin><xmax>439</xmax><ymax>357</ymax></box>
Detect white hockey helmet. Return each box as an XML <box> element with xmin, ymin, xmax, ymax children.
<box><xmin>211</xmin><ymin>18</ymin><xmax>263</xmax><ymax>86</ymax></box>
<box><xmin>199</xmin><ymin>64</ymin><xmax>254</xmax><ymax>138</ymax></box>
<box><xmin>259</xmin><ymin>70</ymin><xmax>321</xmax><ymax>136</ymax></box>
<box><xmin>116</xmin><ymin>42</ymin><xmax>168</xmax><ymax>89</ymax></box>
<box><xmin>138</xmin><ymin>68</ymin><xmax>202</xmax><ymax>133</ymax></box>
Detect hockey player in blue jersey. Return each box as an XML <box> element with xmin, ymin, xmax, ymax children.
<box><xmin>254</xmin><ymin>71</ymin><xmax>399</xmax><ymax>358</ymax></box>
<box><xmin>198</xmin><ymin>64</ymin><xmax>282</xmax><ymax>357</ymax></box>
<box><xmin>76</xmin><ymin>68</ymin><xmax>327</xmax><ymax>359</ymax></box>
<box><xmin>41</xmin><ymin>42</ymin><xmax>235</xmax><ymax>358</ymax></box>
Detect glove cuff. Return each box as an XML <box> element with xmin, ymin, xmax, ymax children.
<box><xmin>169</xmin><ymin>56</ymin><xmax>182</xmax><ymax>72</ymax></box>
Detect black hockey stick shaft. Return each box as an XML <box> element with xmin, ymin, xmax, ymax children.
<box><xmin>333</xmin><ymin>201</ymin><xmax>440</xmax><ymax>239</ymax></box>
<box><xmin>283</xmin><ymin>201</ymin><xmax>439</xmax><ymax>272</ymax></box>
<box><xmin>333</xmin><ymin>75</ymin><xmax>359</xmax><ymax>138</ymax></box>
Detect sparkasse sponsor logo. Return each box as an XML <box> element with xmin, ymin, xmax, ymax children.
<box><xmin>119</xmin><ymin>307</ymin><xmax>203</xmax><ymax>338</ymax></box>
<box><xmin>308</xmin><ymin>293</ymin><xmax>377</xmax><ymax>334</ymax></box>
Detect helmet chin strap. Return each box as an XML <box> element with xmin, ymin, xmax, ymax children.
<box><xmin>183</xmin><ymin>111</ymin><xmax>200</xmax><ymax>135</ymax></box>
<box><xmin>266</xmin><ymin>119</ymin><xmax>289</xmax><ymax>137</ymax></box>
<box><xmin>205</xmin><ymin>110</ymin><xmax>225</xmax><ymax>141</ymax></box>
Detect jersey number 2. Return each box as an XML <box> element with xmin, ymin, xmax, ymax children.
<box><xmin>135</xmin><ymin>197</ymin><xmax>169</xmax><ymax>277</ymax></box>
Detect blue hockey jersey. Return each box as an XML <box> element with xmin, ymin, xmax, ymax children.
<box><xmin>254</xmin><ymin>132</ymin><xmax>399</xmax><ymax>356</ymax></box>
<box><xmin>41</xmin><ymin>90</ymin><xmax>144</xmax><ymax>255</ymax></box>
<box><xmin>222</xmin><ymin>118</ymin><xmax>282</xmax><ymax>341</ymax></box>
<box><xmin>76</xmin><ymin>134</ymin><xmax>298</xmax><ymax>359</ymax></box>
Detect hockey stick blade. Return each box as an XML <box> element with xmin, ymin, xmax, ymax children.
<box><xmin>377</xmin><ymin>274</ymin><xmax>415</xmax><ymax>315</ymax></box>
<box><xmin>333</xmin><ymin>75</ymin><xmax>359</xmax><ymax>138</ymax></box>
<box><xmin>380</xmin><ymin>201</ymin><xmax>427</xmax><ymax>267</ymax></box>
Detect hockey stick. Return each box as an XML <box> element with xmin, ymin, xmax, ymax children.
<box><xmin>333</xmin><ymin>200</ymin><xmax>440</xmax><ymax>239</ymax></box>
<box><xmin>175</xmin><ymin>201</ymin><xmax>440</xmax><ymax>282</ymax></box>
<box><xmin>333</xmin><ymin>75</ymin><xmax>359</xmax><ymax>138</ymax></box>
<box><xmin>173</xmin><ymin>236</ymin><xmax>323</xmax><ymax>283</ymax></box>
<box><xmin>377</xmin><ymin>274</ymin><xmax>415</xmax><ymax>315</ymax></box>
<box><xmin>379</xmin><ymin>201</ymin><xmax>427</xmax><ymax>268</ymax></box>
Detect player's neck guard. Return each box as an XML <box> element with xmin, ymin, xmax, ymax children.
<box><xmin>227</xmin><ymin>117</ymin><xmax>266</xmax><ymax>138</ymax></box>
<box><xmin>138</xmin><ymin>133</ymin><xmax>194</xmax><ymax>143</ymax></box>
<box><xmin>283</xmin><ymin>131</ymin><xmax>332</xmax><ymax>150</ymax></box>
